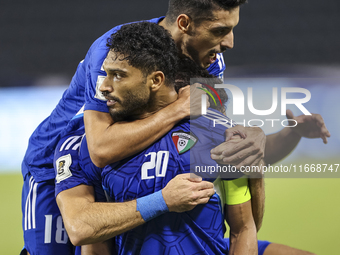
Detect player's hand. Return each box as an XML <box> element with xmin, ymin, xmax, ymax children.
<box><xmin>286</xmin><ymin>109</ymin><xmax>331</xmax><ymax>144</ymax></box>
<box><xmin>210</xmin><ymin>126</ymin><xmax>265</xmax><ymax>175</ymax></box>
<box><xmin>177</xmin><ymin>84</ymin><xmax>209</xmax><ymax>118</ymax></box>
<box><xmin>162</xmin><ymin>173</ymin><xmax>215</xmax><ymax>212</ymax></box>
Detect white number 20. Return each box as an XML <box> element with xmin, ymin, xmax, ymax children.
<box><xmin>141</xmin><ymin>151</ymin><xmax>169</xmax><ymax>180</ymax></box>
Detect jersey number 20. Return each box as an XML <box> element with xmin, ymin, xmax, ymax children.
<box><xmin>141</xmin><ymin>151</ymin><xmax>169</xmax><ymax>180</ymax></box>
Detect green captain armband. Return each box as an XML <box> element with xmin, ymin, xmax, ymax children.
<box><xmin>223</xmin><ymin>177</ymin><xmax>251</xmax><ymax>205</ymax></box>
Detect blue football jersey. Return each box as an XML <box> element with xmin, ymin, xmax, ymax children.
<box><xmin>22</xmin><ymin>16</ymin><xmax>225</xmax><ymax>182</ymax></box>
<box><xmin>53</xmin><ymin>110</ymin><xmax>88</xmax><ymax>196</ymax></box>
<box><xmin>77</xmin><ymin>109</ymin><xmax>231</xmax><ymax>255</ymax></box>
<box><xmin>207</xmin><ymin>53</ymin><xmax>225</xmax><ymax>81</ymax></box>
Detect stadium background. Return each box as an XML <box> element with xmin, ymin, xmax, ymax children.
<box><xmin>0</xmin><ymin>0</ymin><xmax>339</xmax><ymax>254</ymax></box>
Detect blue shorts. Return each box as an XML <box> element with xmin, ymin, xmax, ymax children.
<box><xmin>21</xmin><ymin>173</ymin><xmax>75</xmax><ymax>255</ymax></box>
<box><xmin>225</xmin><ymin>238</ymin><xmax>271</xmax><ymax>255</ymax></box>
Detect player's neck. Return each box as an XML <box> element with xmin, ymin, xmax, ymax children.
<box><xmin>159</xmin><ymin>18</ymin><xmax>189</xmax><ymax>66</ymax></box>
<box><xmin>138</xmin><ymin>86</ymin><xmax>178</xmax><ymax>119</ymax></box>
<box><xmin>159</xmin><ymin>17</ymin><xmax>181</xmax><ymax>45</ymax></box>
<box><xmin>158</xmin><ymin>17</ymin><xmax>170</xmax><ymax>31</ymax></box>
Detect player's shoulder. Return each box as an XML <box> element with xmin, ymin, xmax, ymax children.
<box><xmin>167</xmin><ymin>111</ymin><xmax>234</xmax><ymax>156</ymax></box>
<box><xmin>146</xmin><ymin>122</ymin><xmax>188</xmax><ymax>156</ymax></box>
<box><xmin>91</xmin><ymin>17</ymin><xmax>164</xmax><ymax>51</ymax></box>
<box><xmin>55</xmin><ymin>131</ymin><xmax>84</xmax><ymax>159</ymax></box>
<box><xmin>54</xmin><ymin>126</ymin><xmax>85</xmax><ymax>187</ymax></box>
<box><xmin>169</xmin><ymin>120</ymin><xmax>198</xmax><ymax>156</ymax></box>
<box><xmin>192</xmin><ymin>108</ymin><xmax>233</xmax><ymax>128</ymax></box>
<box><xmin>55</xmin><ymin>111</ymin><xmax>85</xmax><ymax>155</ymax></box>
<box><xmin>86</xmin><ymin>17</ymin><xmax>165</xmax><ymax>75</ymax></box>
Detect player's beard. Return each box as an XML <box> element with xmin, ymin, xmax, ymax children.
<box><xmin>109</xmin><ymin>89</ymin><xmax>151</xmax><ymax>122</ymax></box>
<box><xmin>184</xmin><ymin>43</ymin><xmax>202</xmax><ymax>68</ymax></box>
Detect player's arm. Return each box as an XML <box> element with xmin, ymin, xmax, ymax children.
<box><xmin>211</xmin><ymin>133</ymin><xmax>265</xmax><ymax>231</ymax></box>
<box><xmin>213</xmin><ymin>111</ymin><xmax>330</xmax><ymax>166</ymax></box>
<box><xmin>56</xmin><ymin>173</ymin><xmax>215</xmax><ymax>246</ymax></box>
<box><xmin>264</xmin><ymin>110</ymin><xmax>330</xmax><ymax>164</ymax></box>
<box><xmin>224</xmin><ymin>178</ymin><xmax>258</xmax><ymax>255</ymax></box>
<box><xmin>248</xmin><ymin>172</ymin><xmax>265</xmax><ymax>232</ymax></box>
<box><xmin>85</xmin><ymin>104</ymin><xmax>184</xmax><ymax>167</ymax></box>
<box><xmin>85</xmin><ymin>84</ymin><xmax>204</xmax><ymax>168</ymax></box>
<box><xmin>264</xmin><ymin>126</ymin><xmax>301</xmax><ymax>165</ymax></box>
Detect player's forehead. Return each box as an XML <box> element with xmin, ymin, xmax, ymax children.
<box><xmin>198</xmin><ymin>7</ymin><xmax>240</xmax><ymax>30</ymax></box>
<box><xmin>103</xmin><ymin>50</ymin><xmax>144</xmax><ymax>76</ymax></box>
<box><xmin>103</xmin><ymin>50</ymin><xmax>129</xmax><ymax>71</ymax></box>
<box><xmin>103</xmin><ymin>50</ymin><xmax>120</xmax><ymax>66</ymax></box>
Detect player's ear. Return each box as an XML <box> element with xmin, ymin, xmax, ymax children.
<box><xmin>176</xmin><ymin>14</ymin><xmax>192</xmax><ymax>34</ymax></box>
<box><xmin>150</xmin><ymin>71</ymin><xmax>165</xmax><ymax>91</ymax></box>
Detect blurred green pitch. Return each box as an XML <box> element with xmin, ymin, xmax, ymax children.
<box><xmin>1</xmin><ymin>163</ymin><xmax>340</xmax><ymax>254</ymax></box>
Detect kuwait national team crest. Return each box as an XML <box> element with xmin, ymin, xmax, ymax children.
<box><xmin>172</xmin><ymin>131</ymin><xmax>198</xmax><ymax>154</ymax></box>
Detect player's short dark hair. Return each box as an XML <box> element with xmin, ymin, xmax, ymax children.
<box><xmin>175</xmin><ymin>55</ymin><xmax>228</xmax><ymax>113</ymax></box>
<box><xmin>107</xmin><ymin>22</ymin><xmax>178</xmax><ymax>86</ymax></box>
<box><xmin>166</xmin><ymin>0</ymin><xmax>247</xmax><ymax>25</ymax></box>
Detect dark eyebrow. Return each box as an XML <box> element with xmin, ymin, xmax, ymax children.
<box><xmin>107</xmin><ymin>68</ymin><xmax>125</xmax><ymax>73</ymax></box>
<box><xmin>103</xmin><ymin>67</ymin><xmax>127</xmax><ymax>74</ymax></box>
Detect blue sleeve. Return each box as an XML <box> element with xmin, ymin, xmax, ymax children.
<box><xmin>54</xmin><ymin>131</ymin><xmax>90</xmax><ymax>197</ymax></box>
<box><xmin>79</xmin><ymin>136</ymin><xmax>107</xmax><ymax>202</ymax></box>
<box><xmin>83</xmin><ymin>17</ymin><xmax>165</xmax><ymax>113</ymax></box>
<box><xmin>83</xmin><ymin>28</ymin><xmax>120</xmax><ymax>113</ymax></box>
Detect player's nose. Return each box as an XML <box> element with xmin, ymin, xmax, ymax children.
<box><xmin>99</xmin><ymin>76</ymin><xmax>113</xmax><ymax>93</ymax></box>
<box><xmin>220</xmin><ymin>30</ymin><xmax>234</xmax><ymax>49</ymax></box>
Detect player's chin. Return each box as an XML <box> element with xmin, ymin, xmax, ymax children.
<box><xmin>201</xmin><ymin>60</ymin><xmax>211</xmax><ymax>69</ymax></box>
<box><xmin>109</xmin><ymin>109</ymin><xmax>124</xmax><ymax>122</ymax></box>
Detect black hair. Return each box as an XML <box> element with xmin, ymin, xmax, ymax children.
<box><xmin>166</xmin><ymin>0</ymin><xmax>247</xmax><ymax>25</ymax></box>
<box><xmin>175</xmin><ymin>55</ymin><xmax>228</xmax><ymax>113</ymax></box>
<box><xmin>107</xmin><ymin>22</ymin><xmax>178</xmax><ymax>86</ymax></box>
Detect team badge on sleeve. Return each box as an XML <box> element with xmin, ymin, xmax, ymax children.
<box><xmin>172</xmin><ymin>131</ymin><xmax>198</xmax><ymax>154</ymax></box>
<box><xmin>94</xmin><ymin>75</ymin><xmax>107</xmax><ymax>101</ymax></box>
<box><xmin>56</xmin><ymin>154</ymin><xmax>73</xmax><ymax>183</ymax></box>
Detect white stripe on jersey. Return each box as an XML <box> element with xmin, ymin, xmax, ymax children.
<box><xmin>220</xmin><ymin>54</ymin><xmax>225</xmax><ymax>65</ymax></box>
<box><xmin>217</xmin><ymin>54</ymin><xmax>223</xmax><ymax>70</ymax></box>
<box><xmin>24</xmin><ymin>176</ymin><xmax>33</xmax><ymax>230</ymax></box>
<box><xmin>75</xmin><ymin>105</ymin><xmax>85</xmax><ymax>116</ymax></box>
<box><xmin>32</xmin><ymin>183</ymin><xmax>38</xmax><ymax>229</ymax></box>
<box><xmin>24</xmin><ymin>176</ymin><xmax>37</xmax><ymax>231</ymax></box>
<box><xmin>60</xmin><ymin>135</ymin><xmax>83</xmax><ymax>152</ymax></box>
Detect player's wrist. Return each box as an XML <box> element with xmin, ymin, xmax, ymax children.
<box><xmin>286</xmin><ymin>126</ymin><xmax>303</xmax><ymax>139</ymax></box>
<box><xmin>136</xmin><ymin>190</ymin><xmax>169</xmax><ymax>222</ymax></box>
<box><xmin>169</xmin><ymin>98</ymin><xmax>189</xmax><ymax>119</ymax></box>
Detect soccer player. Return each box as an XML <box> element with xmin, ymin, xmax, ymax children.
<box><xmin>21</xmin><ymin>0</ymin><xmax>328</xmax><ymax>254</ymax></box>
<box><xmin>55</xmin><ymin>22</ymin><xmax>316</xmax><ymax>255</ymax></box>
<box><xmin>55</xmin><ymin>22</ymin><xmax>259</xmax><ymax>255</ymax></box>
<box><xmin>21</xmin><ymin>1</ymin><xmax>257</xmax><ymax>254</ymax></box>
